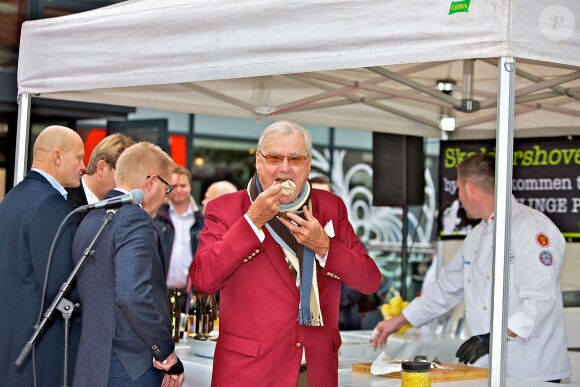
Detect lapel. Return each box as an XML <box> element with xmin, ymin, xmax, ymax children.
<box><xmin>154</xmin><ymin>224</ymin><xmax>168</xmax><ymax>279</ymax></box>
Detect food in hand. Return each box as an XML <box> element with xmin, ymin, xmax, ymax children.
<box><xmin>279</xmin><ymin>180</ymin><xmax>296</xmax><ymax>196</ymax></box>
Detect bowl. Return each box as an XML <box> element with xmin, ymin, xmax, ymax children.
<box><xmin>187</xmin><ymin>336</ymin><xmax>217</xmax><ymax>358</ymax></box>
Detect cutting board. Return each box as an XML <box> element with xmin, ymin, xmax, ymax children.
<box><xmin>352</xmin><ymin>362</ymin><xmax>488</xmax><ymax>382</ymax></box>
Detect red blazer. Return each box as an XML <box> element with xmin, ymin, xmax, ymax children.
<box><xmin>191</xmin><ymin>189</ymin><xmax>381</xmax><ymax>387</ymax></box>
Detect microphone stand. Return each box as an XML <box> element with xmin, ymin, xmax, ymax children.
<box><xmin>16</xmin><ymin>210</ymin><xmax>117</xmax><ymax>387</ymax></box>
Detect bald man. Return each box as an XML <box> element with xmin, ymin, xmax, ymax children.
<box><xmin>0</xmin><ymin>126</ymin><xmax>85</xmax><ymax>386</ymax></box>
<box><xmin>201</xmin><ymin>180</ymin><xmax>238</xmax><ymax>214</ymax></box>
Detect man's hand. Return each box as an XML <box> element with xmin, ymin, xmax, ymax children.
<box><xmin>246</xmin><ymin>184</ymin><xmax>284</xmax><ymax>229</ymax></box>
<box><xmin>370</xmin><ymin>313</ymin><xmax>409</xmax><ymax>348</ymax></box>
<box><xmin>456</xmin><ymin>333</ymin><xmax>490</xmax><ymax>364</ymax></box>
<box><xmin>162</xmin><ymin>372</ymin><xmax>185</xmax><ymax>387</ymax></box>
<box><xmin>279</xmin><ymin>206</ymin><xmax>329</xmax><ymax>257</ymax></box>
<box><xmin>153</xmin><ymin>352</ymin><xmax>185</xmax><ymax>387</ymax></box>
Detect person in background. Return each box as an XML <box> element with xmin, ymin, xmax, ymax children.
<box><xmin>155</xmin><ymin>165</ymin><xmax>204</xmax><ymax>311</ymax></box>
<box><xmin>309</xmin><ymin>174</ymin><xmax>332</xmax><ymax>192</ymax></box>
<box><xmin>72</xmin><ymin>142</ymin><xmax>184</xmax><ymax>387</ymax></box>
<box><xmin>0</xmin><ymin>125</ymin><xmax>85</xmax><ymax>387</ymax></box>
<box><xmin>191</xmin><ymin>120</ymin><xmax>381</xmax><ymax>386</ymax></box>
<box><xmin>310</xmin><ymin>174</ymin><xmax>381</xmax><ymax>330</ymax></box>
<box><xmin>201</xmin><ymin>180</ymin><xmax>238</xmax><ymax>215</ymax></box>
<box><xmin>372</xmin><ymin>152</ymin><xmax>570</xmax><ymax>383</ymax></box>
<box><xmin>67</xmin><ymin>133</ymin><xmax>135</xmax><ymax>224</ymax></box>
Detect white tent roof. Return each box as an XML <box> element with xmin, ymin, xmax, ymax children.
<box><xmin>17</xmin><ymin>0</ymin><xmax>580</xmax><ymax>139</ymax></box>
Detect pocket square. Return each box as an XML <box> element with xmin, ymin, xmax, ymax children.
<box><xmin>324</xmin><ymin>220</ymin><xmax>335</xmax><ymax>238</ymax></box>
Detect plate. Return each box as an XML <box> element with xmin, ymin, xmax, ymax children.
<box><xmin>187</xmin><ymin>337</ymin><xmax>217</xmax><ymax>358</ymax></box>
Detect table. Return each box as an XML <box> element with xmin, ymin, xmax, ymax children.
<box><xmin>339</xmin><ymin>356</ymin><xmax>580</xmax><ymax>387</ymax></box>
<box><xmin>175</xmin><ymin>344</ymin><xmax>213</xmax><ymax>387</ymax></box>
<box><xmin>177</xmin><ymin>331</ymin><xmax>580</xmax><ymax>386</ymax></box>
<box><xmin>339</xmin><ymin>330</ymin><xmax>465</xmax><ymax>363</ymax></box>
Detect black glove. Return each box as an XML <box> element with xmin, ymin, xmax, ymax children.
<box><xmin>456</xmin><ymin>333</ymin><xmax>490</xmax><ymax>364</ymax></box>
<box><xmin>165</xmin><ymin>358</ymin><xmax>184</xmax><ymax>375</ymax></box>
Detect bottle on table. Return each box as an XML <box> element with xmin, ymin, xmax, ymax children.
<box><xmin>187</xmin><ymin>292</ymin><xmax>201</xmax><ymax>337</ymax></box>
<box><xmin>169</xmin><ymin>289</ymin><xmax>181</xmax><ymax>343</ymax></box>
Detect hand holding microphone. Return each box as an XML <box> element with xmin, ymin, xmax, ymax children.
<box><xmin>75</xmin><ymin>189</ymin><xmax>144</xmax><ymax>213</ymax></box>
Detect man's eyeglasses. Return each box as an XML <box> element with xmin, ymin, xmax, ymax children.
<box><xmin>258</xmin><ymin>151</ymin><xmax>309</xmax><ymax>166</ymax></box>
<box><xmin>147</xmin><ymin>175</ymin><xmax>174</xmax><ymax>197</ymax></box>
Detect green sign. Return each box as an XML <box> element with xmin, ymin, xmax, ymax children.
<box><xmin>449</xmin><ymin>0</ymin><xmax>471</xmax><ymax>15</ymax></box>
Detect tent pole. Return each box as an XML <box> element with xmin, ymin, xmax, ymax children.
<box><xmin>489</xmin><ymin>57</ymin><xmax>515</xmax><ymax>387</ymax></box>
<box><xmin>14</xmin><ymin>93</ymin><xmax>31</xmax><ymax>186</ymax></box>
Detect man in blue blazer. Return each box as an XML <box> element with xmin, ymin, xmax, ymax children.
<box><xmin>72</xmin><ymin>142</ymin><xmax>185</xmax><ymax>387</ymax></box>
<box><xmin>0</xmin><ymin>125</ymin><xmax>85</xmax><ymax>387</ymax></box>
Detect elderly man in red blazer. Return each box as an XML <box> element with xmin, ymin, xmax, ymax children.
<box><xmin>191</xmin><ymin>120</ymin><xmax>381</xmax><ymax>386</ymax></box>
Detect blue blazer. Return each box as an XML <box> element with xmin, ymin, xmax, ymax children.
<box><xmin>72</xmin><ymin>190</ymin><xmax>175</xmax><ymax>387</ymax></box>
<box><xmin>0</xmin><ymin>170</ymin><xmax>81</xmax><ymax>387</ymax></box>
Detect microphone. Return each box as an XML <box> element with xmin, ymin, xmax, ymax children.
<box><xmin>76</xmin><ymin>189</ymin><xmax>144</xmax><ymax>213</ymax></box>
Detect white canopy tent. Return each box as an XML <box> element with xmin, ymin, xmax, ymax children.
<box><xmin>15</xmin><ymin>0</ymin><xmax>580</xmax><ymax>384</ymax></box>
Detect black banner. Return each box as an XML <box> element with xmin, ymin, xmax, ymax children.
<box><xmin>439</xmin><ymin>137</ymin><xmax>580</xmax><ymax>240</ymax></box>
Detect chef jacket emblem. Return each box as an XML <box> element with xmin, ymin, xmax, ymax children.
<box><xmin>538</xmin><ymin>250</ymin><xmax>554</xmax><ymax>266</ymax></box>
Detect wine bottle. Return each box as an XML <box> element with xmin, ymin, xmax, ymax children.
<box><xmin>211</xmin><ymin>293</ymin><xmax>219</xmax><ymax>333</ymax></box>
<box><xmin>187</xmin><ymin>292</ymin><xmax>199</xmax><ymax>337</ymax></box>
<box><xmin>206</xmin><ymin>294</ymin><xmax>214</xmax><ymax>333</ymax></box>
<box><xmin>169</xmin><ymin>289</ymin><xmax>181</xmax><ymax>343</ymax></box>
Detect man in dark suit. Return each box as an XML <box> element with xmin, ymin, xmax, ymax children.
<box><xmin>72</xmin><ymin>142</ymin><xmax>184</xmax><ymax>387</ymax></box>
<box><xmin>191</xmin><ymin>121</ymin><xmax>381</xmax><ymax>386</ymax></box>
<box><xmin>154</xmin><ymin>165</ymin><xmax>204</xmax><ymax>312</ymax></box>
<box><xmin>0</xmin><ymin>125</ymin><xmax>85</xmax><ymax>387</ymax></box>
<box><xmin>67</xmin><ymin>133</ymin><xmax>135</xmax><ymax>224</ymax></box>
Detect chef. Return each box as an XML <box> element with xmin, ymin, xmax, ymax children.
<box><xmin>372</xmin><ymin>153</ymin><xmax>570</xmax><ymax>383</ymax></box>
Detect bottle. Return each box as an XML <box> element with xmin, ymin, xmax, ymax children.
<box><xmin>187</xmin><ymin>292</ymin><xmax>199</xmax><ymax>337</ymax></box>
<box><xmin>203</xmin><ymin>294</ymin><xmax>211</xmax><ymax>334</ymax></box>
<box><xmin>401</xmin><ymin>361</ymin><xmax>431</xmax><ymax>387</ymax></box>
<box><xmin>169</xmin><ymin>289</ymin><xmax>181</xmax><ymax>343</ymax></box>
<box><xmin>212</xmin><ymin>293</ymin><xmax>219</xmax><ymax>333</ymax></box>
<box><xmin>208</xmin><ymin>294</ymin><xmax>217</xmax><ymax>333</ymax></box>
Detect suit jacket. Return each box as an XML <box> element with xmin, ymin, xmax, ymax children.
<box><xmin>66</xmin><ymin>182</ymin><xmax>89</xmax><ymax>225</ymax></box>
<box><xmin>191</xmin><ymin>189</ymin><xmax>381</xmax><ymax>387</ymax></box>
<box><xmin>72</xmin><ymin>190</ymin><xmax>175</xmax><ymax>387</ymax></box>
<box><xmin>0</xmin><ymin>170</ymin><xmax>81</xmax><ymax>387</ymax></box>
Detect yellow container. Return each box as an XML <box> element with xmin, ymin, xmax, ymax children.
<box><xmin>401</xmin><ymin>361</ymin><xmax>431</xmax><ymax>387</ymax></box>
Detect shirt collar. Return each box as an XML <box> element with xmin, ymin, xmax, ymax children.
<box><xmin>169</xmin><ymin>198</ymin><xmax>195</xmax><ymax>217</ymax></box>
<box><xmin>31</xmin><ymin>168</ymin><xmax>68</xmax><ymax>199</ymax></box>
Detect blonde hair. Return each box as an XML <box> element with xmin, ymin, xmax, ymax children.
<box><xmin>115</xmin><ymin>142</ymin><xmax>174</xmax><ymax>186</ymax></box>
<box><xmin>172</xmin><ymin>165</ymin><xmax>192</xmax><ymax>181</ymax></box>
<box><xmin>86</xmin><ymin>133</ymin><xmax>135</xmax><ymax>175</ymax></box>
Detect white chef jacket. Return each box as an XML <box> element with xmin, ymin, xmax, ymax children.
<box><xmin>404</xmin><ymin>197</ymin><xmax>570</xmax><ymax>381</ymax></box>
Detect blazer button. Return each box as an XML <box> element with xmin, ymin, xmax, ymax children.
<box><xmin>295</xmin><ymin>342</ymin><xmax>302</xmax><ymax>347</ymax></box>
<box><xmin>255</xmin><ymin>249</ymin><xmax>260</xmax><ymax>253</ymax></box>
<box><xmin>243</xmin><ymin>259</ymin><xmax>248</xmax><ymax>263</ymax></box>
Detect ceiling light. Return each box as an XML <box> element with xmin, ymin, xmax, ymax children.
<box><xmin>437</xmin><ymin>79</ymin><xmax>456</xmax><ymax>93</ymax></box>
<box><xmin>439</xmin><ymin>117</ymin><xmax>456</xmax><ymax>132</ymax></box>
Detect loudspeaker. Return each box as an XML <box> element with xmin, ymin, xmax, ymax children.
<box><xmin>372</xmin><ymin>133</ymin><xmax>424</xmax><ymax>206</ymax></box>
